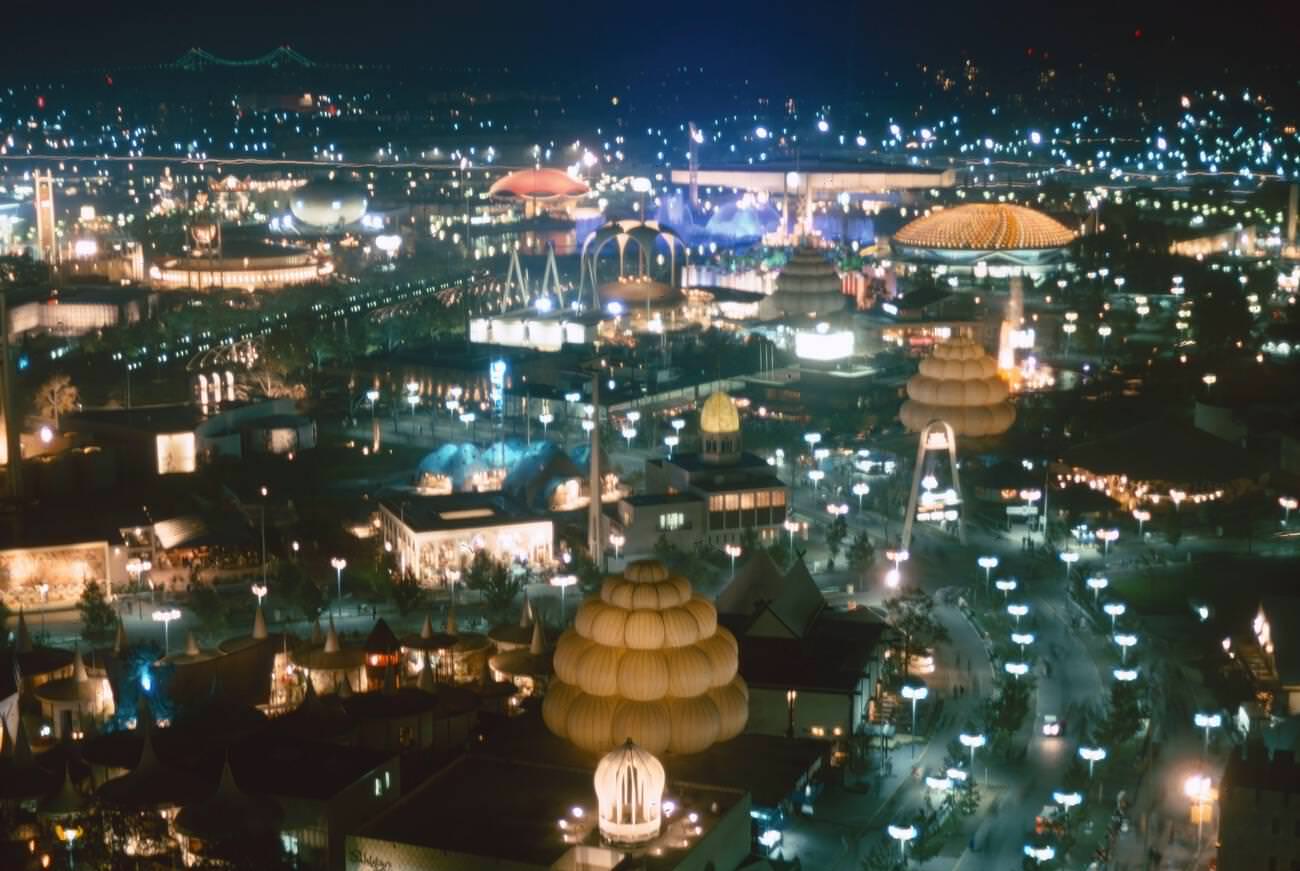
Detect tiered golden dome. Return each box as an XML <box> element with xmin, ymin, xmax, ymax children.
<box><xmin>894</xmin><ymin>204</ymin><xmax>1074</xmax><ymax>251</ymax></box>
<box><xmin>899</xmin><ymin>337</ymin><xmax>1016</xmax><ymax>437</ymax></box>
<box><xmin>544</xmin><ymin>560</ymin><xmax>747</xmax><ymax>756</ymax></box>
<box><xmin>760</xmin><ymin>242</ymin><xmax>847</xmax><ymax>319</ymax></box>
<box><xmin>700</xmin><ymin>391</ymin><xmax>740</xmax><ymax>435</ymax></box>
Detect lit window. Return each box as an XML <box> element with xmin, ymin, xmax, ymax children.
<box><xmin>740</xmin><ymin>492</ymin><xmax>755</xmax><ymax>510</ymax></box>
<box><xmin>658</xmin><ymin>512</ymin><xmax>686</xmax><ymax>531</ymax></box>
<box><xmin>756</xmin><ymin>491</ymin><xmax>771</xmax><ymax>508</ymax></box>
<box><xmin>724</xmin><ymin>494</ymin><xmax>739</xmax><ymax>510</ymax></box>
<box><xmin>772</xmin><ymin>490</ymin><xmax>787</xmax><ymax>507</ymax></box>
<box><xmin>709</xmin><ymin>495</ymin><xmax>724</xmax><ymax>512</ymax></box>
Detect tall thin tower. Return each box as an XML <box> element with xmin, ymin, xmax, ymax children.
<box><xmin>587</xmin><ymin>374</ymin><xmax>604</xmax><ymax>570</ymax></box>
<box><xmin>688</xmin><ymin>123</ymin><xmax>703</xmax><ymax>210</ymax></box>
<box><xmin>33</xmin><ymin>170</ymin><xmax>57</xmax><ymax>264</ymax></box>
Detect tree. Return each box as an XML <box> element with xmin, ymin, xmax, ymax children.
<box><xmin>1099</xmin><ymin>679</ymin><xmax>1144</xmax><ymax>746</ymax></box>
<box><xmin>848</xmin><ymin>532</ymin><xmax>876</xmax><ymax>573</ymax></box>
<box><xmin>275</xmin><ymin>560</ymin><xmax>323</xmax><ymax>622</ymax></box>
<box><xmin>1164</xmin><ymin>510</ymin><xmax>1183</xmax><ymax>548</ymax></box>
<box><xmin>985</xmin><ymin>673</ymin><xmax>1035</xmax><ymax>746</ymax></box>
<box><xmin>78</xmin><ymin>579</ymin><xmax>118</xmax><ymax>643</ymax></box>
<box><xmin>883</xmin><ymin>588</ymin><xmax>950</xmax><ymax>681</ymax></box>
<box><xmin>825</xmin><ymin>515</ymin><xmax>848</xmax><ymax>563</ymax></box>
<box><xmin>391</xmin><ymin>572</ymin><xmax>425</xmax><ymax>616</ymax></box>
<box><xmin>34</xmin><ymin>373</ymin><xmax>78</xmax><ymax>428</ymax></box>
<box><xmin>464</xmin><ymin>550</ymin><xmax>522</xmax><ymax>616</ymax></box>
<box><xmin>187</xmin><ymin>584</ymin><xmax>229</xmax><ymax>640</ymax></box>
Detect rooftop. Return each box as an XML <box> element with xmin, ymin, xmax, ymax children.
<box><xmin>378</xmin><ymin>491</ymin><xmax>549</xmax><ymax>533</ymax></box>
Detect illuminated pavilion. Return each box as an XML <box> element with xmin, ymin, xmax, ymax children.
<box><xmin>891</xmin><ymin>203</ymin><xmax>1075</xmax><ymax>273</ymax></box>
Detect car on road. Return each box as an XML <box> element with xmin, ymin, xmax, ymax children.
<box><xmin>1041</xmin><ymin>714</ymin><xmax>1066</xmax><ymax>737</ymax></box>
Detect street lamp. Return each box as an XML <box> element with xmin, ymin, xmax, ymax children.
<box><xmin>1007</xmin><ymin>602</ymin><xmax>1029</xmax><ymax>626</ymax></box>
<box><xmin>826</xmin><ymin>503</ymin><xmax>848</xmax><ymax>521</ymax></box>
<box><xmin>1059</xmin><ymin>550</ymin><xmax>1079</xmax><ymax>582</ymax></box>
<box><xmin>550</xmin><ymin>573</ymin><xmax>577</xmax><ymax>622</ymax></box>
<box><xmin>1011</xmin><ymin>631</ymin><xmax>1035</xmax><ymax>656</ymax></box>
<box><xmin>152</xmin><ymin>607</ymin><xmax>181</xmax><ymax>655</ymax></box>
<box><xmin>784</xmin><ymin>519</ymin><xmax>801</xmax><ymax>554</ymax></box>
<box><xmin>1184</xmin><ymin>774</ymin><xmax>1214</xmax><ymax>848</ymax></box>
<box><xmin>1113</xmin><ymin>632</ymin><xmax>1138</xmax><ymax>663</ymax></box>
<box><xmin>852</xmin><ymin>482</ymin><xmax>870</xmax><ymax>510</ymax></box>
<box><xmin>803</xmin><ymin>432</ymin><xmax>822</xmax><ymax>452</ymax></box>
<box><xmin>1280</xmin><ymin>496</ymin><xmax>1298</xmax><ymax>526</ymax></box>
<box><xmin>1078</xmin><ymin>745</ymin><xmax>1107</xmax><ymax>778</ymax></box>
<box><xmin>786</xmin><ymin>689</ymin><xmax>797</xmax><ymax>737</ymax></box>
<box><xmin>1194</xmin><ymin>712</ymin><xmax>1222</xmax><ymax>755</ymax></box>
<box><xmin>1133</xmin><ymin>509</ymin><xmax>1151</xmax><ymax>537</ymax></box>
<box><xmin>538</xmin><ymin>412</ymin><xmax>554</xmax><ymax>436</ymax></box>
<box><xmin>977</xmin><ymin>556</ymin><xmax>999</xmax><ymax>594</ymax></box>
<box><xmin>1170</xmin><ymin>489</ymin><xmax>1186</xmax><ymax>511</ymax></box>
<box><xmin>37</xmin><ymin>582</ymin><xmax>48</xmax><ymax>639</ymax></box>
<box><xmin>1020</xmin><ymin>488</ymin><xmax>1042</xmax><ymax>537</ymax></box>
<box><xmin>925</xmin><ymin>775</ymin><xmax>952</xmax><ymax>793</ymax></box>
<box><xmin>959</xmin><ymin>732</ymin><xmax>986</xmax><ymax>783</ymax></box>
<box><xmin>886</xmin><ymin>824</ymin><xmax>917</xmax><ymax>864</ymax></box>
<box><xmin>1103</xmin><ymin>601</ymin><xmax>1127</xmax><ymax>630</ymax></box>
<box><xmin>1113</xmin><ymin>667</ymin><xmax>1139</xmax><ymax>682</ymax></box>
<box><xmin>664</xmin><ymin>435</ymin><xmax>679</xmax><ymax>457</ymax></box>
<box><xmin>724</xmin><ymin>544</ymin><xmax>742</xmax><ymax>578</ymax></box>
<box><xmin>1053</xmin><ymin>790</ymin><xmax>1083</xmax><ymax>818</ymax></box>
<box><xmin>621</xmin><ymin>426</ymin><xmax>637</xmax><ymax>448</ymax></box>
<box><xmin>900</xmin><ymin>684</ymin><xmax>929</xmax><ymax>756</ymax></box>
<box><xmin>1098</xmin><ymin>323</ymin><xmax>1112</xmax><ymax>353</ymax></box>
<box><xmin>1004</xmin><ymin>661</ymin><xmax>1029</xmax><ymax>680</ymax></box>
<box><xmin>56</xmin><ymin>823</ymin><xmax>83</xmax><ymax>870</ymax></box>
<box><xmin>995</xmin><ymin>578</ymin><xmax>1017</xmax><ymax>600</ymax></box>
<box><xmin>1097</xmin><ymin>528</ymin><xmax>1119</xmax><ymax>557</ymax></box>
<box><xmin>331</xmin><ymin>557</ymin><xmax>347</xmax><ymax>605</ymax></box>
<box><xmin>1086</xmin><ymin>575</ymin><xmax>1109</xmax><ymax>602</ymax></box>
<box><xmin>609</xmin><ymin>533</ymin><xmax>625</xmax><ymax>561</ymax></box>
<box><xmin>807</xmin><ymin>469</ymin><xmax>825</xmax><ymax>490</ymax></box>
<box><xmin>251</xmin><ymin>583</ymin><xmax>267</xmax><ymax>607</ymax></box>
<box><xmin>885</xmin><ymin>549</ymin><xmax>909</xmax><ymax>589</ymax></box>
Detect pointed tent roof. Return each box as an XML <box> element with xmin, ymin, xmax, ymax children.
<box><xmin>252</xmin><ymin>605</ymin><xmax>268</xmax><ymax>641</ymax></box>
<box><xmin>770</xmin><ymin>558</ymin><xmax>826</xmax><ymax>637</ymax></box>
<box><xmin>16</xmin><ymin>609</ymin><xmax>32</xmax><ymax>654</ymax></box>
<box><xmin>73</xmin><ymin>647</ymin><xmax>88</xmax><ymax>682</ymax></box>
<box><xmin>416</xmin><ymin>657</ymin><xmax>436</xmax><ymax>694</ymax></box>
<box><xmin>324</xmin><ymin>617</ymin><xmax>340</xmax><ymax>654</ymax></box>
<box><xmin>185</xmin><ymin>632</ymin><xmax>201</xmax><ymax>657</ymax></box>
<box><xmin>310</xmin><ymin>619</ymin><xmax>323</xmax><ymax>646</ymax></box>
<box><xmin>420</xmin><ymin>614</ymin><xmax>434</xmax><ymax>640</ymax></box>
<box><xmin>174</xmin><ymin>757</ymin><xmax>283</xmax><ymax>845</ymax></box>
<box><xmin>39</xmin><ymin>760</ymin><xmax>86</xmax><ymax>818</ymax></box>
<box><xmin>0</xmin><ymin>713</ymin><xmax>56</xmax><ymax>800</ymax></box>
<box><xmin>529</xmin><ymin>619</ymin><xmax>545</xmax><ymax>656</ymax></box>
<box><xmin>521</xmin><ymin>594</ymin><xmax>534</xmax><ymax>628</ymax></box>
<box><xmin>715</xmin><ymin>549</ymin><xmax>786</xmax><ymax>618</ymax></box>
<box><xmin>337</xmin><ymin>674</ymin><xmax>353</xmax><ymax>699</ymax></box>
<box><xmin>365</xmin><ymin>618</ymin><xmax>400</xmax><ymax>654</ymax></box>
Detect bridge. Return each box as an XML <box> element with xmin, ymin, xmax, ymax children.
<box><xmin>173</xmin><ymin>46</ymin><xmax>316</xmax><ymax>71</ymax></box>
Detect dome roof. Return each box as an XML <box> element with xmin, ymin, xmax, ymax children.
<box><xmin>761</xmin><ymin>242</ymin><xmax>847</xmax><ymax>320</ymax></box>
<box><xmin>594</xmin><ymin>740</ymin><xmax>666</xmax><ymax>845</ymax></box>
<box><xmin>290</xmin><ymin>180</ymin><xmax>368</xmax><ymax>228</ymax></box>
<box><xmin>700</xmin><ymin>391</ymin><xmax>740</xmax><ymax>434</ymax></box>
<box><xmin>894</xmin><ymin>204</ymin><xmax>1074</xmax><ymax>251</ymax></box>
<box><xmin>899</xmin><ymin>337</ymin><xmax>1016</xmax><ymax>437</ymax></box>
<box><xmin>489</xmin><ymin>168</ymin><xmax>589</xmax><ymax>201</ymax></box>
<box><xmin>544</xmin><ymin>559</ymin><xmax>745</xmax><ymax>756</ymax></box>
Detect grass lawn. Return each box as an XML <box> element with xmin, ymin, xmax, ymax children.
<box><xmin>1109</xmin><ymin>552</ymin><xmax>1300</xmax><ymax>625</ymax></box>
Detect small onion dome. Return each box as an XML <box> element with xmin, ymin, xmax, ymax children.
<box><xmin>893</xmin><ymin>203</ymin><xmax>1074</xmax><ymax>251</ymax></box>
<box><xmin>594</xmin><ymin>740</ymin><xmax>665</xmax><ymax>846</ymax></box>
<box><xmin>699</xmin><ymin>391</ymin><xmax>740</xmax><ymax>435</ymax></box>
<box><xmin>175</xmin><ymin>760</ymin><xmax>282</xmax><ymax>848</ymax></box>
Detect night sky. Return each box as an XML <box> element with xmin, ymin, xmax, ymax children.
<box><xmin>11</xmin><ymin>0</ymin><xmax>1298</xmax><ymax>91</ymax></box>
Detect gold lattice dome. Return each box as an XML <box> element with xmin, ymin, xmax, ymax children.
<box><xmin>894</xmin><ymin>204</ymin><xmax>1074</xmax><ymax>251</ymax></box>
<box><xmin>545</xmin><ymin>559</ymin><xmax>747</xmax><ymax>756</ymax></box>
<box><xmin>900</xmin><ymin>337</ymin><xmax>1016</xmax><ymax>437</ymax></box>
<box><xmin>700</xmin><ymin>391</ymin><xmax>740</xmax><ymax>435</ymax></box>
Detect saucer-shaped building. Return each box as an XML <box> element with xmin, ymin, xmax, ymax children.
<box><xmin>488</xmin><ymin>168</ymin><xmax>590</xmax><ymax>202</ymax></box>
<box><xmin>899</xmin><ymin>337</ymin><xmax>1016</xmax><ymax>437</ymax></box>
<box><xmin>290</xmin><ymin>179</ymin><xmax>368</xmax><ymax>229</ymax></box>
<box><xmin>891</xmin><ymin>203</ymin><xmax>1074</xmax><ymax>269</ymax></box>
<box><xmin>543</xmin><ymin>560</ymin><xmax>747</xmax><ymax>756</ymax></box>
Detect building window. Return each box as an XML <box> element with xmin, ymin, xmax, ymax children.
<box><xmin>658</xmin><ymin>512</ymin><xmax>686</xmax><ymax>531</ymax></box>
<box><xmin>756</xmin><ymin>490</ymin><xmax>771</xmax><ymax>508</ymax></box>
<box><xmin>724</xmin><ymin>493</ymin><xmax>739</xmax><ymax>510</ymax></box>
<box><xmin>709</xmin><ymin>495</ymin><xmax>724</xmax><ymax>511</ymax></box>
<box><xmin>772</xmin><ymin>489</ymin><xmax>787</xmax><ymax>506</ymax></box>
<box><xmin>740</xmin><ymin>492</ymin><xmax>755</xmax><ymax>510</ymax></box>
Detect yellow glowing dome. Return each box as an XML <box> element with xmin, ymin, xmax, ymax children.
<box><xmin>899</xmin><ymin>337</ymin><xmax>1016</xmax><ymax>438</ymax></box>
<box><xmin>544</xmin><ymin>559</ymin><xmax>747</xmax><ymax>756</ymax></box>
<box><xmin>894</xmin><ymin>204</ymin><xmax>1074</xmax><ymax>251</ymax></box>
<box><xmin>700</xmin><ymin>391</ymin><xmax>740</xmax><ymax>435</ymax></box>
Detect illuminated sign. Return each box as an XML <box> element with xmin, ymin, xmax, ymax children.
<box><xmin>155</xmin><ymin>432</ymin><xmax>197</xmax><ymax>475</ymax></box>
<box><xmin>794</xmin><ymin>328</ymin><xmax>855</xmax><ymax>361</ymax></box>
<box><xmin>490</xmin><ymin>360</ymin><xmax>507</xmax><ymax>413</ymax></box>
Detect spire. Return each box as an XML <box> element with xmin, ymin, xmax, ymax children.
<box><xmin>310</xmin><ymin>619</ymin><xmax>323</xmax><ymax>646</ymax></box>
<box><xmin>446</xmin><ymin>602</ymin><xmax>458</xmax><ymax>636</ymax></box>
<box><xmin>420</xmin><ymin>614</ymin><xmax>434</xmax><ymax>640</ymax></box>
<box><xmin>113</xmin><ymin>619</ymin><xmax>129</xmax><ymax>656</ymax></box>
<box><xmin>184</xmin><ymin>632</ymin><xmax>200</xmax><ymax>657</ymax></box>
<box><xmin>215</xmin><ymin>755</ymin><xmax>243</xmax><ymax>801</ymax></box>
<box><xmin>529</xmin><ymin>619</ymin><xmax>546</xmax><ymax>656</ymax></box>
<box><xmin>520</xmin><ymin>594</ymin><xmax>534</xmax><ymax>629</ymax></box>
<box><xmin>16</xmin><ymin>608</ymin><xmax>32</xmax><ymax>654</ymax></box>
<box><xmin>324</xmin><ymin>617</ymin><xmax>340</xmax><ymax>654</ymax></box>
<box><xmin>72</xmin><ymin>646</ymin><xmax>88</xmax><ymax>682</ymax></box>
<box><xmin>417</xmin><ymin>656</ymin><xmax>435</xmax><ymax>693</ymax></box>
<box><xmin>252</xmin><ymin>604</ymin><xmax>268</xmax><ymax>640</ymax></box>
<box><xmin>336</xmin><ymin>674</ymin><xmax>353</xmax><ymax>699</ymax></box>
<box><xmin>39</xmin><ymin>761</ymin><xmax>85</xmax><ymax>818</ymax></box>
